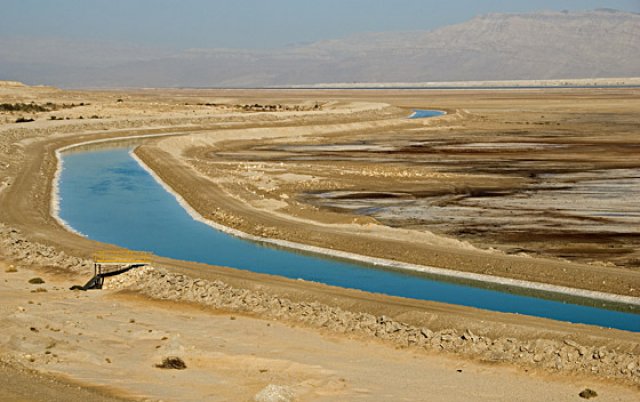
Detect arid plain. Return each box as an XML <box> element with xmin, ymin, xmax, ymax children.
<box><xmin>1</xmin><ymin>81</ymin><xmax>639</xmax><ymax>401</ymax></box>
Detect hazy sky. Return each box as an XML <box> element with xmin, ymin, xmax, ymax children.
<box><xmin>2</xmin><ymin>0</ymin><xmax>639</xmax><ymax>49</ymax></box>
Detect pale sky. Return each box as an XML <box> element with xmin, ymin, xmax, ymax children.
<box><xmin>2</xmin><ymin>0</ymin><xmax>639</xmax><ymax>49</ymax></box>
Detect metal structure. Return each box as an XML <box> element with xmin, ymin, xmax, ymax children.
<box><xmin>74</xmin><ymin>250</ymin><xmax>152</xmax><ymax>290</ymax></box>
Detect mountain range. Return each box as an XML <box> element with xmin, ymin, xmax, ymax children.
<box><xmin>1</xmin><ymin>9</ymin><xmax>638</xmax><ymax>88</ymax></box>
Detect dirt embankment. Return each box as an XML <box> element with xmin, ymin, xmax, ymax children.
<box><xmin>107</xmin><ymin>265</ymin><xmax>640</xmax><ymax>386</ymax></box>
<box><xmin>2</xmin><ymin>222</ymin><xmax>640</xmax><ymax>390</ymax></box>
<box><xmin>135</xmin><ymin>103</ymin><xmax>640</xmax><ymax>298</ymax></box>
<box><xmin>4</xmin><ymin>262</ymin><xmax>638</xmax><ymax>402</ymax></box>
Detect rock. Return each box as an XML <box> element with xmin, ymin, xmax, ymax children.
<box><xmin>420</xmin><ymin>328</ymin><xmax>433</xmax><ymax>339</ymax></box>
<box><xmin>254</xmin><ymin>384</ymin><xmax>294</xmax><ymax>402</ymax></box>
<box><xmin>461</xmin><ymin>329</ymin><xmax>478</xmax><ymax>342</ymax></box>
<box><xmin>441</xmin><ymin>334</ymin><xmax>455</xmax><ymax>342</ymax></box>
<box><xmin>578</xmin><ymin>388</ymin><xmax>598</xmax><ymax>399</ymax></box>
<box><xmin>28</xmin><ymin>277</ymin><xmax>45</xmax><ymax>284</ymax></box>
<box><xmin>592</xmin><ymin>348</ymin><xmax>609</xmax><ymax>361</ymax></box>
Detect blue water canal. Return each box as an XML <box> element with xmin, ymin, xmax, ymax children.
<box><xmin>410</xmin><ymin>109</ymin><xmax>445</xmax><ymax>118</ymax></box>
<box><xmin>58</xmin><ymin>147</ymin><xmax>640</xmax><ymax>332</ymax></box>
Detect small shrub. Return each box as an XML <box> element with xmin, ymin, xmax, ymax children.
<box><xmin>28</xmin><ymin>277</ymin><xmax>45</xmax><ymax>284</ymax></box>
<box><xmin>1</xmin><ymin>103</ymin><xmax>47</xmax><ymax>113</ymax></box>
<box><xmin>155</xmin><ymin>356</ymin><xmax>187</xmax><ymax>370</ymax></box>
<box><xmin>1</xmin><ymin>102</ymin><xmax>80</xmax><ymax>113</ymax></box>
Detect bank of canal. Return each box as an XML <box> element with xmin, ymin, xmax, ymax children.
<box><xmin>56</xmin><ymin>146</ymin><xmax>640</xmax><ymax>332</ymax></box>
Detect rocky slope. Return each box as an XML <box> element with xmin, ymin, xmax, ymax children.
<box><xmin>2</xmin><ymin>10</ymin><xmax>639</xmax><ymax>87</ymax></box>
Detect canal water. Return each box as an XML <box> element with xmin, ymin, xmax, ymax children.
<box><xmin>58</xmin><ymin>148</ymin><xmax>639</xmax><ymax>332</ymax></box>
<box><xmin>409</xmin><ymin>110</ymin><xmax>445</xmax><ymax>119</ymax></box>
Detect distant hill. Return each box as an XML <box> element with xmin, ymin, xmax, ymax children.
<box><xmin>0</xmin><ymin>80</ymin><xmax>25</xmax><ymax>88</ymax></box>
<box><xmin>1</xmin><ymin>9</ymin><xmax>639</xmax><ymax>88</ymax></box>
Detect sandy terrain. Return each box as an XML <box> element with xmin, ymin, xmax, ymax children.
<box><xmin>1</xmin><ymin>81</ymin><xmax>639</xmax><ymax>400</ymax></box>
<box><xmin>138</xmin><ymin>89</ymin><xmax>640</xmax><ymax>296</ymax></box>
<box><xmin>2</xmin><ymin>262</ymin><xmax>639</xmax><ymax>402</ymax></box>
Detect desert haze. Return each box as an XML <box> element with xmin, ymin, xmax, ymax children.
<box><xmin>2</xmin><ymin>9</ymin><xmax>639</xmax><ymax>88</ymax></box>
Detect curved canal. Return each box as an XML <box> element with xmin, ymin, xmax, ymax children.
<box><xmin>58</xmin><ymin>110</ymin><xmax>640</xmax><ymax>332</ymax></box>
<box><xmin>57</xmin><ymin>139</ymin><xmax>639</xmax><ymax>332</ymax></box>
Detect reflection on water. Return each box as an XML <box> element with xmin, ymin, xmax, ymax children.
<box><xmin>58</xmin><ymin>147</ymin><xmax>640</xmax><ymax>332</ymax></box>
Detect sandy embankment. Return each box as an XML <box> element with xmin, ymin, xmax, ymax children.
<box><xmin>1</xmin><ymin>85</ymin><xmax>640</xmax><ymax>399</ymax></box>
<box><xmin>136</xmin><ymin>109</ymin><xmax>640</xmax><ymax>300</ymax></box>
<box><xmin>135</xmin><ymin>125</ymin><xmax>640</xmax><ymax>306</ymax></box>
<box><xmin>4</xmin><ymin>261</ymin><xmax>640</xmax><ymax>402</ymax></box>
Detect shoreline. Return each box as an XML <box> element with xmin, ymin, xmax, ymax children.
<box><xmin>50</xmin><ymin>131</ymin><xmax>640</xmax><ymax>309</ymax></box>
<box><xmin>285</xmin><ymin>77</ymin><xmax>640</xmax><ymax>90</ymax></box>
<box><xmin>45</xmin><ymin>134</ymin><xmax>640</xmax><ymax>306</ymax></box>
<box><xmin>131</xmin><ymin>149</ymin><xmax>640</xmax><ymax>308</ymax></box>
<box><xmin>4</xmin><ymin>262</ymin><xmax>638</xmax><ymax>401</ymax></box>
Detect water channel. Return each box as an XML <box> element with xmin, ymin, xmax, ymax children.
<box><xmin>57</xmin><ymin>140</ymin><xmax>639</xmax><ymax>333</ymax></box>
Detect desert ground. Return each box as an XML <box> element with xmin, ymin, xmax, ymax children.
<box><xmin>0</xmin><ymin>80</ymin><xmax>639</xmax><ymax>401</ymax></box>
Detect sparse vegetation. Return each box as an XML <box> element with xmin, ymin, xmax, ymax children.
<box><xmin>1</xmin><ymin>102</ymin><xmax>86</xmax><ymax>113</ymax></box>
<box><xmin>155</xmin><ymin>356</ymin><xmax>187</xmax><ymax>370</ymax></box>
<box><xmin>1</xmin><ymin>103</ymin><xmax>49</xmax><ymax>113</ymax></box>
<box><xmin>236</xmin><ymin>103</ymin><xmax>322</xmax><ymax>112</ymax></box>
<box><xmin>192</xmin><ymin>102</ymin><xmax>323</xmax><ymax>112</ymax></box>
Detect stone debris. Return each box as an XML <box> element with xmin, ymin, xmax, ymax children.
<box><xmin>2</xmin><ymin>214</ymin><xmax>639</xmax><ymax>385</ymax></box>
<box><xmin>105</xmin><ymin>265</ymin><xmax>640</xmax><ymax>385</ymax></box>
<box><xmin>1</xmin><ymin>217</ymin><xmax>638</xmax><ymax>386</ymax></box>
<box><xmin>254</xmin><ymin>384</ymin><xmax>295</xmax><ymax>402</ymax></box>
<box><xmin>0</xmin><ymin>223</ymin><xmax>92</xmax><ymax>273</ymax></box>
